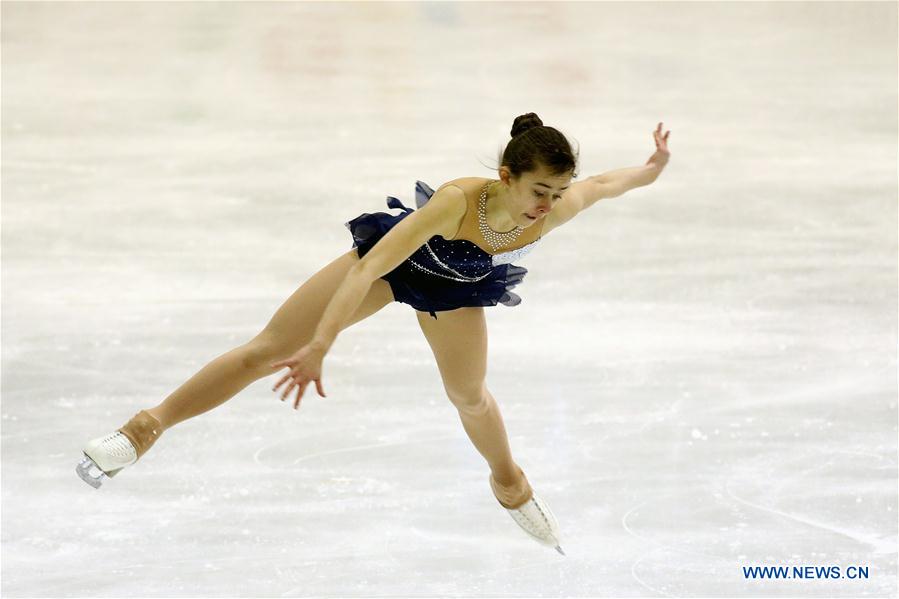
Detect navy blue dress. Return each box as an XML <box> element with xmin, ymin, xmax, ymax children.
<box><xmin>344</xmin><ymin>181</ymin><xmax>540</xmax><ymax>319</ymax></box>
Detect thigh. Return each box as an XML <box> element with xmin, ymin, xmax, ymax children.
<box><xmin>416</xmin><ymin>306</ymin><xmax>488</xmax><ymax>404</ymax></box>
<box><xmin>256</xmin><ymin>248</ymin><xmax>394</xmax><ymax>357</ymax></box>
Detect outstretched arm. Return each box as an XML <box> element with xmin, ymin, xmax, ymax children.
<box><xmin>586</xmin><ymin>122</ymin><xmax>671</xmax><ymax>206</ymax></box>
<box><xmin>591</xmin><ymin>164</ymin><xmax>659</xmax><ymax>199</ymax></box>
<box><xmin>552</xmin><ymin>123</ymin><xmax>671</xmax><ymax>227</ymax></box>
<box><xmin>596</xmin><ymin>123</ymin><xmax>671</xmax><ymax>193</ymax></box>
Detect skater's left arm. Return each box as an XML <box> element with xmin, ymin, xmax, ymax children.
<box><xmin>552</xmin><ymin>123</ymin><xmax>671</xmax><ymax>226</ymax></box>
<box><xmin>588</xmin><ymin>122</ymin><xmax>670</xmax><ymax>207</ymax></box>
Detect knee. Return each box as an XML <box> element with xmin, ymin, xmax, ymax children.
<box><xmin>239</xmin><ymin>335</ymin><xmax>281</xmax><ymax>371</ymax></box>
<box><xmin>447</xmin><ymin>384</ymin><xmax>489</xmax><ymax>417</ymax></box>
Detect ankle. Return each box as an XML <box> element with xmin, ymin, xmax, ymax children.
<box><xmin>490</xmin><ymin>465</ymin><xmax>533</xmax><ymax>510</ymax></box>
<box><xmin>118</xmin><ymin>409</ymin><xmax>164</xmax><ymax>460</ymax></box>
<box><xmin>143</xmin><ymin>407</ymin><xmax>169</xmax><ymax>432</ymax></box>
<box><xmin>491</xmin><ymin>464</ymin><xmax>523</xmax><ymax>487</ymax></box>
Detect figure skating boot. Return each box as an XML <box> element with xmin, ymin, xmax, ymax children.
<box><xmin>76</xmin><ymin>410</ymin><xmax>163</xmax><ymax>489</ymax></box>
<box><xmin>490</xmin><ymin>465</ymin><xmax>565</xmax><ymax>555</ymax></box>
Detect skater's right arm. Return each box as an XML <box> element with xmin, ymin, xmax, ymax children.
<box><xmin>311</xmin><ymin>185</ymin><xmax>467</xmax><ymax>352</ymax></box>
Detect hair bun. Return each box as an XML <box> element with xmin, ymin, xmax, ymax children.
<box><xmin>510</xmin><ymin>112</ymin><xmax>543</xmax><ymax>138</ymax></box>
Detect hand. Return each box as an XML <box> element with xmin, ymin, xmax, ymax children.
<box><xmin>647</xmin><ymin>121</ymin><xmax>671</xmax><ymax>169</ymax></box>
<box><xmin>270</xmin><ymin>342</ymin><xmax>327</xmax><ymax>410</ymax></box>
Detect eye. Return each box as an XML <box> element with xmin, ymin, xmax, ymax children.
<box><xmin>535</xmin><ymin>190</ymin><xmax>561</xmax><ymax>201</ymax></box>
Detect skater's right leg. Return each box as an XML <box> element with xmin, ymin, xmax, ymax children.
<box><xmin>78</xmin><ymin>248</ymin><xmax>393</xmax><ymax>487</ymax></box>
<box><xmin>146</xmin><ymin>248</ymin><xmax>394</xmax><ymax>430</ymax></box>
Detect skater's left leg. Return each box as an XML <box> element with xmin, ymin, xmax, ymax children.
<box><xmin>415</xmin><ymin>307</ymin><xmax>523</xmax><ymax>490</ymax></box>
<box><xmin>415</xmin><ymin>309</ymin><xmax>563</xmax><ymax>551</ymax></box>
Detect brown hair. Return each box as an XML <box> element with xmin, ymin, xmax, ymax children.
<box><xmin>497</xmin><ymin>112</ymin><xmax>579</xmax><ymax>179</ymax></box>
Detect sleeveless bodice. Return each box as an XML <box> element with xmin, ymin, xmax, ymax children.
<box><xmin>392</xmin><ymin>180</ymin><xmax>543</xmax><ymax>283</ymax></box>
<box><xmin>344</xmin><ymin>179</ymin><xmax>541</xmax><ymax>319</ymax></box>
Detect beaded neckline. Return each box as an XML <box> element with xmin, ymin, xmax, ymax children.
<box><xmin>478</xmin><ymin>180</ymin><xmax>525</xmax><ymax>252</ymax></box>
<box><xmin>410</xmin><ymin>178</ymin><xmax>540</xmax><ymax>257</ymax></box>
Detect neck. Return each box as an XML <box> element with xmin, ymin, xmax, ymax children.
<box><xmin>486</xmin><ymin>180</ymin><xmax>519</xmax><ymax>232</ymax></box>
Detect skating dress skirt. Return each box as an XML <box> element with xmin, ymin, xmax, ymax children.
<box><xmin>344</xmin><ymin>180</ymin><xmax>541</xmax><ymax>319</ymax></box>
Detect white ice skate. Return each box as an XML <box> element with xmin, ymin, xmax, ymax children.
<box><xmin>490</xmin><ymin>468</ymin><xmax>565</xmax><ymax>555</ymax></box>
<box><xmin>77</xmin><ymin>432</ymin><xmax>138</xmax><ymax>488</ymax></box>
<box><xmin>76</xmin><ymin>410</ymin><xmax>163</xmax><ymax>489</ymax></box>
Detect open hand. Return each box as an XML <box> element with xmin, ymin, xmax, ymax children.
<box><xmin>270</xmin><ymin>342</ymin><xmax>327</xmax><ymax>410</ymax></box>
<box><xmin>649</xmin><ymin>122</ymin><xmax>671</xmax><ymax>168</ymax></box>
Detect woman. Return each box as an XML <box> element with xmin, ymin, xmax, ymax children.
<box><xmin>77</xmin><ymin>113</ymin><xmax>671</xmax><ymax>554</ymax></box>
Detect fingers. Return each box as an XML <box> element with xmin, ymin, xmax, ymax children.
<box><xmin>278</xmin><ymin>377</ymin><xmax>324</xmax><ymax>409</ymax></box>
<box><xmin>274</xmin><ymin>373</ymin><xmax>318</xmax><ymax>407</ymax></box>
<box><xmin>271</xmin><ymin>364</ymin><xmax>324</xmax><ymax>408</ymax></box>
<box><xmin>293</xmin><ymin>381</ymin><xmax>309</xmax><ymax>410</ymax></box>
<box><xmin>280</xmin><ymin>377</ymin><xmax>297</xmax><ymax>401</ymax></box>
<box><xmin>272</xmin><ymin>373</ymin><xmax>292</xmax><ymax>393</ymax></box>
<box><xmin>653</xmin><ymin>123</ymin><xmax>671</xmax><ymax>148</ymax></box>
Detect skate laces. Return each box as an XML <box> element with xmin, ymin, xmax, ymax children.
<box><xmin>102</xmin><ymin>432</ymin><xmax>137</xmax><ymax>460</ymax></box>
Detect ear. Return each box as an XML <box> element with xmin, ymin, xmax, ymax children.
<box><xmin>497</xmin><ymin>166</ymin><xmax>512</xmax><ymax>185</ymax></box>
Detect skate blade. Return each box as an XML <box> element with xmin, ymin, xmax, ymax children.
<box><xmin>76</xmin><ymin>454</ymin><xmax>111</xmax><ymax>489</ymax></box>
<box><xmin>504</xmin><ymin>501</ymin><xmax>563</xmax><ymax>552</ymax></box>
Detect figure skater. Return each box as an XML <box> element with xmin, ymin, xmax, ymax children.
<box><xmin>77</xmin><ymin>113</ymin><xmax>671</xmax><ymax>553</ymax></box>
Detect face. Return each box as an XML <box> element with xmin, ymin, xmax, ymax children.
<box><xmin>499</xmin><ymin>164</ymin><xmax>573</xmax><ymax>227</ymax></box>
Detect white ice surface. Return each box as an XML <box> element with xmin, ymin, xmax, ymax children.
<box><xmin>2</xmin><ymin>2</ymin><xmax>897</xmax><ymax>597</ymax></box>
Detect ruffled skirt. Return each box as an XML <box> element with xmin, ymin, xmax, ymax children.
<box><xmin>345</xmin><ymin>196</ymin><xmax>528</xmax><ymax>319</ymax></box>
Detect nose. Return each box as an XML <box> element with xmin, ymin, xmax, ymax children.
<box><xmin>536</xmin><ymin>199</ymin><xmax>552</xmax><ymax>214</ymax></box>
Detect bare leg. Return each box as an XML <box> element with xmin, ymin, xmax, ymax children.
<box><xmin>145</xmin><ymin>249</ymin><xmax>394</xmax><ymax>431</ymax></box>
<box><xmin>415</xmin><ymin>308</ymin><xmax>561</xmax><ymax>548</ymax></box>
<box><xmin>454</xmin><ymin>386</ymin><xmax>519</xmax><ymax>485</ymax></box>
<box><xmin>415</xmin><ymin>307</ymin><xmax>522</xmax><ymax>487</ymax></box>
<box><xmin>144</xmin><ymin>345</ymin><xmax>270</xmax><ymax>430</ymax></box>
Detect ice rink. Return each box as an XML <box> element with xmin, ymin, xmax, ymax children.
<box><xmin>2</xmin><ymin>2</ymin><xmax>896</xmax><ymax>597</ymax></box>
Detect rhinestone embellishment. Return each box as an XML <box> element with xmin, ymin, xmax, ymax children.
<box><xmin>422</xmin><ymin>241</ymin><xmax>491</xmax><ymax>282</ymax></box>
<box><xmin>478</xmin><ymin>180</ymin><xmax>524</xmax><ymax>252</ymax></box>
<box><xmin>409</xmin><ymin>258</ymin><xmax>490</xmax><ymax>283</ymax></box>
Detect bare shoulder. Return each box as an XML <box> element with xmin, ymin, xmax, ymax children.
<box><xmin>435</xmin><ymin>176</ymin><xmax>489</xmax><ymax>196</ymax></box>
<box><xmin>422</xmin><ymin>179</ymin><xmax>469</xmax><ymax>239</ymax></box>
